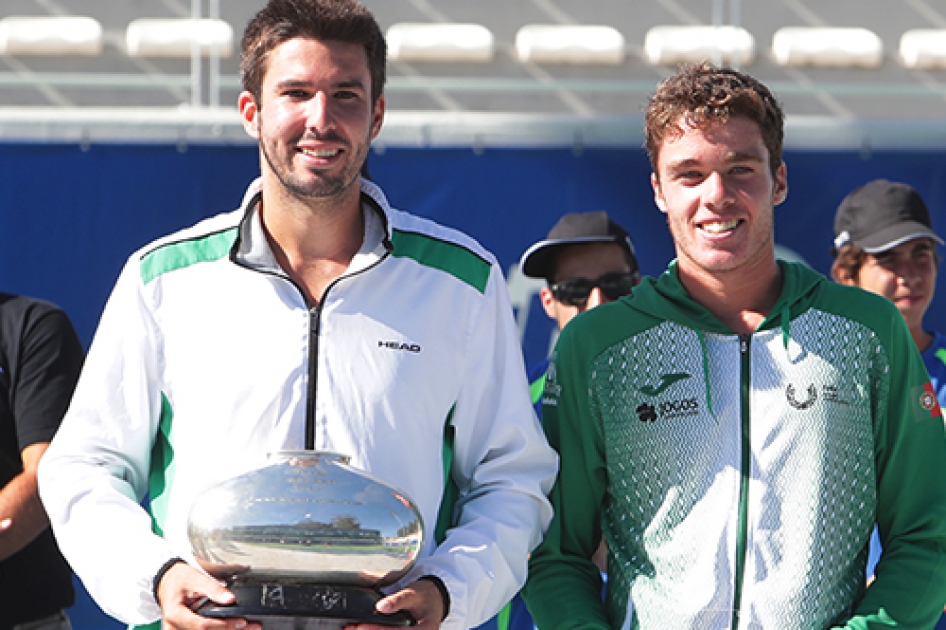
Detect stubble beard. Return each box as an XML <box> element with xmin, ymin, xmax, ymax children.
<box><xmin>259</xmin><ymin>131</ymin><xmax>368</xmax><ymax>203</ymax></box>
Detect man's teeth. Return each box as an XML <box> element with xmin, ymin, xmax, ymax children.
<box><xmin>301</xmin><ymin>148</ymin><xmax>339</xmax><ymax>158</ymax></box>
<box><xmin>702</xmin><ymin>219</ymin><xmax>739</xmax><ymax>234</ymax></box>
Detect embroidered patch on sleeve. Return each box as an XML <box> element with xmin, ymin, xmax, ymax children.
<box><xmin>913</xmin><ymin>382</ymin><xmax>943</xmax><ymax>423</ymax></box>
<box><xmin>542</xmin><ymin>353</ymin><xmax>561</xmax><ymax>408</ymax></box>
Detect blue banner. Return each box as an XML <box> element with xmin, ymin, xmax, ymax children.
<box><xmin>3</xmin><ymin>142</ymin><xmax>946</xmax><ymax>628</ymax></box>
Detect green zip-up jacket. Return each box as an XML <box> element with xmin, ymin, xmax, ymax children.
<box><xmin>523</xmin><ymin>261</ymin><xmax>946</xmax><ymax>629</ymax></box>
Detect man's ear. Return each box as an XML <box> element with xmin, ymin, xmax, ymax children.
<box><xmin>831</xmin><ymin>260</ymin><xmax>856</xmax><ymax>286</ymax></box>
<box><xmin>651</xmin><ymin>172</ymin><xmax>667</xmax><ymax>214</ymax></box>
<box><xmin>539</xmin><ymin>286</ymin><xmax>558</xmax><ymax>321</ymax></box>
<box><xmin>239</xmin><ymin>91</ymin><xmax>260</xmax><ymax>140</ymax></box>
<box><xmin>773</xmin><ymin>162</ymin><xmax>788</xmax><ymax>207</ymax></box>
<box><xmin>370</xmin><ymin>94</ymin><xmax>386</xmax><ymax>140</ymax></box>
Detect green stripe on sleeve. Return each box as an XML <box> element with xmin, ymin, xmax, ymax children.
<box><xmin>434</xmin><ymin>406</ymin><xmax>458</xmax><ymax>545</ymax></box>
<box><xmin>148</xmin><ymin>393</ymin><xmax>175</xmax><ymax>537</ymax></box>
<box><xmin>140</xmin><ymin>227</ymin><xmax>238</xmax><ymax>285</ymax></box>
<box><xmin>391</xmin><ymin>229</ymin><xmax>491</xmax><ymax>294</ymax></box>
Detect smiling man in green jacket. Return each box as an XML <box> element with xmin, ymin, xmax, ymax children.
<box><xmin>523</xmin><ymin>63</ymin><xmax>946</xmax><ymax>630</ymax></box>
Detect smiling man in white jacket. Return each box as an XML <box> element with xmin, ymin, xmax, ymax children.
<box><xmin>37</xmin><ymin>2</ymin><xmax>557</xmax><ymax>629</ymax></box>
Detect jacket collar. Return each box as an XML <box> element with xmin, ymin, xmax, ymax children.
<box><xmin>628</xmin><ymin>259</ymin><xmax>826</xmax><ymax>335</ymax></box>
<box><xmin>232</xmin><ymin>177</ymin><xmax>394</xmax><ymax>275</ymax></box>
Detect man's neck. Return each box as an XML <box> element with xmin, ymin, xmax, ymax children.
<box><xmin>678</xmin><ymin>258</ymin><xmax>783</xmax><ymax>335</ymax></box>
<box><xmin>259</xmin><ymin>183</ymin><xmax>365</xmax><ymax>305</ymax></box>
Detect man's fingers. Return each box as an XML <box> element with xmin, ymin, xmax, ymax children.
<box><xmin>370</xmin><ymin>579</ymin><xmax>443</xmax><ymax>628</ymax></box>
<box><xmin>375</xmin><ymin>592</ymin><xmax>403</xmax><ymax>615</ymax></box>
<box><xmin>189</xmin><ymin>582</ymin><xmax>236</xmax><ymax>608</ymax></box>
<box><xmin>158</xmin><ymin>562</ymin><xmax>261</xmax><ymax>630</ymax></box>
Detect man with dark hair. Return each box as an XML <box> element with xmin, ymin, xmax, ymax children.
<box><xmin>239</xmin><ymin>0</ymin><xmax>386</xmax><ymax>106</ymax></box>
<box><xmin>523</xmin><ymin>63</ymin><xmax>946</xmax><ymax>629</ymax></box>
<box><xmin>0</xmin><ymin>294</ymin><xmax>83</xmax><ymax>630</ymax></box>
<box><xmin>38</xmin><ymin>1</ymin><xmax>556</xmax><ymax>629</ymax></box>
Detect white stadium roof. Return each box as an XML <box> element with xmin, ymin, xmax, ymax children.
<box><xmin>1</xmin><ymin>0</ymin><xmax>946</xmax><ymax>147</ymax></box>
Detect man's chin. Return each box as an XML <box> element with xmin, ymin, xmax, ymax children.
<box><xmin>283</xmin><ymin>174</ymin><xmax>352</xmax><ymax>200</ymax></box>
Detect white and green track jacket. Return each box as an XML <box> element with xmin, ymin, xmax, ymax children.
<box><xmin>523</xmin><ymin>261</ymin><xmax>946</xmax><ymax>629</ymax></box>
<box><xmin>38</xmin><ymin>178</ymin><xmax>557</xmax><ymax>630</ymax></box>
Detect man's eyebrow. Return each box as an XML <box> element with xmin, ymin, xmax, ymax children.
<box><xmin>664</xmin><ymin>149</ymin><xmax>765</xmax><ymax>171</ymax></box>
<box><xmin>335</xmin><ymin>79</ymin><xmax>367</xmax><ymax>90</ymax></box>
<box><xmin>726</xmin><ymin>149</ymin><xmax>765</xmax><ymax>162</ymax></box>
<box><xmin>664</xmin><ymin>158</ymin><xmax>700</xmax><ymax>172</ymax></box>
<box><xmin>273</xmin><ymin>78</ymin><xmax>367</xmax><ymax>90</ymax></box>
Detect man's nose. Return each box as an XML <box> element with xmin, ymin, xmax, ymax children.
<box><xmin>703</xmin><ymin>171</ymin><xmax>733</xmax><ymax>210</ymax></box>
<box><xmin>306</xmin><ymin>92</ymin><xmax>334</xmax><ymax>130</ymax></box>
<box><xmin>899</xmin><ymin>260</ymin><xmax>923</xmax><ymax>284</ymax></box>
<box><xmin>583</xmin><ymin>286</ymin><xmax>608</xmax><ymax>310</ymax></box>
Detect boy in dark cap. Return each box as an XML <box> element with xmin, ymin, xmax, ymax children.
<box><xmin>832</xmin><ymin>179</ymin><xmax>946</xmax><ymax>628</ymax></box>
<box><xmin>832</xmin><ymin>178</ymin><xmax>946</xmax><ymax>402</ymax></box>
<box><xmin>476</xmin><ymin>212</ymin><xmax>640</xmax><ymax>630</ymax></box>
<box><xmin>520</xmin><ymin>210</ymin><xmax>640</xmax><ymax>402</ymax></box>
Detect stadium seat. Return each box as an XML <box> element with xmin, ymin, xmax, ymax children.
<box><xmin>900</xmin><ymin>29</ymin><xmax>946</xmax><ymax>69</ymax></box>
<box><xmin>125</xmin><ymin>18</ymin><xmax>233</xmax><ymax>58</ymax></box>
<box><xmin>515</xmin><ymin>25</ymin><xmax>625</xmax><ymax>65</ymax></box>
<box><xmin>0</xmin><ymin>16</ymin><xmax>103</xmax><ymax>56</ymax></box>
<box><xmin>386</xmin><ymin>23</ymin><xmax>494</xmax><ymax>62</ymax></box>
<box><xmin>644</xmin><ymin>25</ymin><xmax>755</xmax><ymax>66</ymax></box>
<box><xmin>772</xmin><ymin>26</ymin><xmax>883</xmax><ymax>68</ymax></box>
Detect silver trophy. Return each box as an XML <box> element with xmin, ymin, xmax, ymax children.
<box><xmin>188</xmin><ymin>451</ymin><xmax>424</xmax><ymax>628</ymax></box>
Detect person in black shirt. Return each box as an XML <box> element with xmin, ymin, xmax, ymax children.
<box><xmin>0</xmin><ymin>293</ymin><xmax>83</xmax><ymax>630</ymax></box>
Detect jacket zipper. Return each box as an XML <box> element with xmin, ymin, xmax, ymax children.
<box><xmin>304</xmin><ymin>303</ymin><xmax>322</xmax><ymax>450</ymax></box>
<box><xmin>732</xmin><ymin>334</ymin><xmax>752</xmax><ymax>629</ymax></box>
<box><xmin>303</xmin><ymin>240</ymin><xmax>393</xmax><ymax>451</ymax></box>
<box><xmin>228</xmin><ymin>192</ymin><xmax>394</xmax><ymax>451</ymax></box>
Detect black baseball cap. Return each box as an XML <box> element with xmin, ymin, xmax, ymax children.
<box><xmin>833</xmin><ymin>179</ymin><xmax>943</xmax><ymax>254</ymax></box>
<box><xmin>520</xmin><ymin>211</ymin><xmax>638</xmax><ymax>279</ymax></box>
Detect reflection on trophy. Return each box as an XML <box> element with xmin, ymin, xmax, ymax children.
<box><xmin>188</xmin><ymin>451</ymin><xmax>424</xmax><ymax>628</ymax></box>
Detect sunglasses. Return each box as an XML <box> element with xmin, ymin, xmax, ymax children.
<box><xmin>550</xmin><ymin>272</ymin><xmax>636</xmax><ymax>307</ymax></box>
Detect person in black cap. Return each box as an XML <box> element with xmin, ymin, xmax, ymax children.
<box><xmin>518</xmin><ymin>211</ymin><xmax>640</xmax><ymax>415</ymax></box>
<box><xmin>521</xmin><ymin>210</ymin><xmax>640</xmax><ymax>335</ymax></box>
<box><xmin>832</xmin><ymin>179</ymin><xmax>945</xmax><ymax>399</ymax></box>
<box><xmin>475</xmin><ymin>212</ymin><xmax>640</xmax><ymax>630</ymax></box>
<box><xmin>831</xmin><ymin>179</ymin><xmax>946</xmax><ymax>626</ymax></box>
<box><xmin>528</xmin><ymin>210</ymin><xmax>642</xmax><ymax>543</ymax></box>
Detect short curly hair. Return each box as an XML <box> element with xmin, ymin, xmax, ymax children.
<box><xmin>645</xmin><ymin>63</ymin><xmax>784</xmax><ymax>178</ymax></box>
<box><xmin>241</xmin><ymin>0</ymin><xmax>386</xmax><ymax>106</ymax></box>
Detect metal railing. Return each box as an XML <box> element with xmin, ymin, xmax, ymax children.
<box><xmin>1</xmin><ymin>72</ymin><xmax>946</xmax><ymax>98</ymax></box>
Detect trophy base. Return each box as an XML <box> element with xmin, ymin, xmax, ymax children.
<box><xmin>198</xmin><ymin>583</ymin><xmax>415</xmax><ymax>629</ymax></box>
